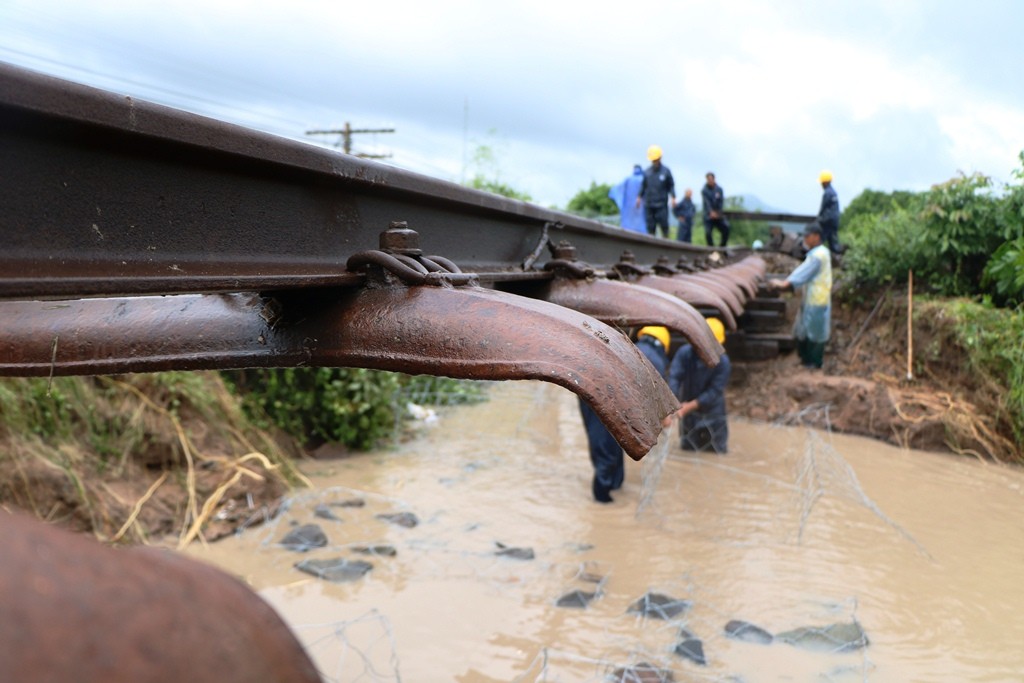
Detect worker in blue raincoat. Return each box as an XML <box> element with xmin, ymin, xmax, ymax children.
<box><xmin>668</xmin><ymin>317</ymin><xmax>731</xmax><ymax>454</ymax></box>
<box><xmin>608</xmin><ymin>165</ymin><xmax>647</xmax><ymax>233</ymax></box>
<box><xmin>579</xmin><ymin>326</ymin><xmax>669</xmax><ymax>502</ymax></box>
<box><xmin>769</xmin><ymin>222</ymin><xmax>833</xmax><ymax>368</ymax></box>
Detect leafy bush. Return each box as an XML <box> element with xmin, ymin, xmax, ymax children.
<box><xmin>983</xmin><ymin>238</ymin><xmax>1024</xmax><ymax>307</ymax></box>
<box><xmin>227</xmin><ymin>368</ymin><xmax>401</xmax><ymax>451</ymax></box>
<box><xmin>841</xmin><ymin>203</ymin><xmax>927</xmax><ymax>292</ymax></box>
<box><xmin>842</xmin><ymin>169</ymin><xmax>1024</xmax><ymax>299</ymax></box>
<box><xmin>917</xmin><ymin>172</ymin><xmax>1009</xmax><ymax>295</ymax></box>
<box><xmin>841</xmin><ymin>188</ymin><xmax>919</xmax><ymax>229</ymax></box>
<box><xmin>225</xmin><ymin>369</ymin><xmax>488</xmax><ymax>452</ymax></box>
<box><xmin>566</xmin><ymin>181</ymin><xmax>617</xmax><ymax>218</ymax></box>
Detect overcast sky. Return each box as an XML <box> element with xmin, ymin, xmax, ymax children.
<box><xmin>3</xmin><ymin>1</ymin><xmax>1023</xmax><ymax>214</ymax></box>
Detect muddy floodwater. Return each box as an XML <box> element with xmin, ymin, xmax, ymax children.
<box><xmin>188</xmin><ymin>381</ymin><xmax>1024</xmax><ymax>682</ymax></box>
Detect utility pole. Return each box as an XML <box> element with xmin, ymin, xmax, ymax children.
<box><xmin>306</xmin><ymin>122</ymin><xmax>395</xmax><ymax>159</ymax></box>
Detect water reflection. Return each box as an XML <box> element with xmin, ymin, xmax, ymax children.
<box><xmin>189</xmin><ymin>381</ymin><xmax>1024</xmax><ymax>682</ymax></box>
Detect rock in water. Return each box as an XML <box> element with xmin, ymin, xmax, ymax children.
<box><xmin>279</xmin><ymin>524</ymin><xmax>328</xmax><ymax>552</ymax></box>
<box><xmin>724</xmin><ymin>619</ymin><xmax>774</xmax><ymax>644</ymax></box>
<box><xmin>775</xmin><ymin>621</ymin><xmax>869</xmax><ymax>652</ymax></box>
<box><xmin>673</xmin><ymin>627</ymin><xmax>706</xmax><ymax>665</ymax></box>
<box><xmin>295</xmin><ymin>557</ymin><xmax>373</xmax><ymax>583</ymax></box>
<box><xmin>331</xmin><ymin>498</ymin><xmax>366</xmax><ymax>508</ymax></box>
<box><xmin>626</xmin><ymin>592</ymin><xmax>692</xmax><ymax>620</ymax></box>
<box><xmin>555</xmin><ymin>589</ymin><xmax>596</xmax><ymax>608</ymax></box>
<box><xmin>375</xmin><ymin>512</ymin><xmax>419</xmax><ymax>528</ymax></box>
<box><xmin>351</xmin><ymin>544</ymin><xmax>397</xmax><ymax>557</ymax></box>
<box><xmin>610</xmin><ymin>662</ymin><xmax>675</xmax><ymax>683</ymax></box>
<box><xmin>313</xmin><ymin>504</ymin><xmax>342</xmax><ymax>521</ymax></box>
<box><xmin>495</xmin><ymin>541</ymin><xmax>535</xmax><ymax>560</ymax></box>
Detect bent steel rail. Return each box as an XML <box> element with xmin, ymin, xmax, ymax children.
<box><xmin>0</xmin><ymin>62</ymin><xmax>743</xmax><ymax>300</ymax></box>
<box><xmin>0</xmin><ymin>62</ymin><xmax>766</xmax><ymax>459</ymax></box>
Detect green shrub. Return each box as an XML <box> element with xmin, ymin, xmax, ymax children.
<box><xmin>983</xmin><ymin>238</ymin><xmax>1024</xmax><ymax>307</ymax></box>
<box><xmin>227</xmin><ymin>368</ymin><xmax>400</xmax><ymax>451</ymax></box>
<box><xmin>224</xmin><ymin>369</ymin><xmax>488</xmax><ymax>452</ymax></box>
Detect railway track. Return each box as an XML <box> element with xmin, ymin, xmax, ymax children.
<box><xmin>0</xmin><ymin>60</ymin><xmax>806</xmax><ymax>683</ymax></box>
<box><xmin>0</xmin><ymin>61</ymin><xmax>794</xmax><ymax>458</ymax></box>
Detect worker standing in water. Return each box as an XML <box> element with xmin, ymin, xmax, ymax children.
<box><xmin>579</xmin><ymin>326</ymin><xmax>670</xmax><ymax>502</ymax></box>
<box><xmin>668</xmin><ymin>317</ymin><xmax>731</xmax><ymax>453</ymax></box>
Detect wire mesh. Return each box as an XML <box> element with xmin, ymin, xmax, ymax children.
<box><xmin>217</xmin><ymin>379</ymin><xmax>944</xmax><ymax>682</ymax></box>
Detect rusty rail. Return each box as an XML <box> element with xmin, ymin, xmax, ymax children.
<box><xmin>0</xmin><ymin>62</ymin><xmax>778</xmax><ymax>460</ymax></box>
<box><xmin>722</xmin><ymin>211</ymin><xmax>816</xmax><ymax>224</ymax></box>
<box><xmin>0</xmin><ymin>62</ymin><xmax>747</xmax><ymax>301</ymax></box>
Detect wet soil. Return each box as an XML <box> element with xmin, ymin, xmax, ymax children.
<box><xmin>728</xmin><ymin>251</ymin><xmax>1010</xmax><ymax>460</ymax></box>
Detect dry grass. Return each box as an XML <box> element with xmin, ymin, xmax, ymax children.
<box><xmin>0</xmin><ymin>372</ymin><xmax>309</xmax><ymax>544</ymax></box>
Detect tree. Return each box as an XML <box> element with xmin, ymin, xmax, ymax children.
<box><xmin>566</xmin><ymin>181</ymin><xmax>617</xmax><ymax>218</ymax></box>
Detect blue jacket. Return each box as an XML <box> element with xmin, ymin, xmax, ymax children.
<box><xmin>668</xmin><ymin>345</ymin><xmax>731</xmax><ymax>452</ymax></box>
<box><xmin>639</xmin><ymin>164</ymin><xmax>675</xmax><ymax>208</ymax></box>
<box><xmin>701</xmin><ymin>183</ymin><xmax>726</xmax><ymax>220</ymax></box>
<box><xmin>673</xmin><ymin>197</ymin><xmax>696</xmax><ymax>223</ymax></box>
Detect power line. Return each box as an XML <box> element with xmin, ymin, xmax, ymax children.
<box><xmin>306</xmin><ymin>122</ymin><xmax>395</xmax><ymax>158</ymax></box>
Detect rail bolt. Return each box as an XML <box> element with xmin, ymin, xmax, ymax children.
<box><xmin>551</xmin><ymin>240</ymin><xmax>577</xmax><ymax>261</ymax></box>
<box><xmin>379</xmin><ymin>220</ymin><xmax>423</xmax><ymax>256</ymax></box>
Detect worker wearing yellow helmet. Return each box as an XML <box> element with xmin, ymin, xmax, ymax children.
<box><xmin>817</xmin><ymin>169</ymin><xmax>842</xmax><ymax>254</ymax></box>
<box><xmin>667</xmin><ymin>317</ymin><xmax>731</xmax><ymax>453</ymax></box>
<box><xmin>578</xmin><ymin>326</ymin><xmax>670</xmax><ymax>503</ymax></box>
<box><xmin>634</xmin><ymin>145</ymin><xmax>676</xmax><ymax>240</ymax></box>
<box><xmin>637</xmin><ymin>325</ymin><xmax>671</xmax><ymax>353</ymax></box>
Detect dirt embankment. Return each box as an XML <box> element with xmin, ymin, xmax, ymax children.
<box><xmin>728</xmin><ymin>252</ymin><xmax>1015</xmax><ymax>461</ymax></box>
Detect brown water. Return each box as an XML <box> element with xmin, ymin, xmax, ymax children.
<box><xmin>188</xmin><ymin>381</ymin><xmax>1024</xmax><ymax>682</ymax></box>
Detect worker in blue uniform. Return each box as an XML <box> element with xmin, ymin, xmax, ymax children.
<box><xmin>635</xmin><ymin>145</ymin><xmax>676</xmax><ymax>239</ymax></box>
<box><xmin>668</xmin><ymin>317</ymin><xmax>731</xmax><ymax>453</ymax></box>
<box><xmin>579</xmin><ymin>326</ymin><xmax>670</xmax><ymax>502</ymax></box>
<box><xmin>817</xmin><ymin>170</ymin><xmax>842</xmax><ymax>254</ymax></box>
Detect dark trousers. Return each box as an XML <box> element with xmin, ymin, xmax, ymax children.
<box><xmin>579</xmin><ymin>400</ymin><xmax>623</xmax><ymax>501</ymax></box>
<box><xmin>645</xmin><ymin>205</ymin><xmax>670</xmax><ymax>239</ymax></box>
<box><xmin>798</xmin><ymin>338</ymin><xmax>826</xmax><ymax>368</ymax></box>
<box><xmin>821</xmin><ymin>223</ymin><xmax>842</xmax><ymax>253</ymax></box>
<box><xmin>677</xmin><ymin>218</ymin><xmax>693</xmax><ymax>243</ymax></box>
<box><xmin>704</xmin><ymin>217</ymin><xmax>730</xmax><ymax>247</ymax></box>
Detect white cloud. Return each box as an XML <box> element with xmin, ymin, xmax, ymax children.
<box><xmin>2</xmin><ymin>0</ymin><xmax>1024</xmax><ymax>214</ymax></box>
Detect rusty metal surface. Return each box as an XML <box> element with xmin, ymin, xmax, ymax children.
<box><xmin>540</xmin><ymin>278</ymin><xmax>724</xmax><ymax>364</ymax></box>
<box><xmin>0</xmin><ymin>286</ymin><xmax>678</xmax><ymax>460</ymax></box>
<box><xmin>722</xmin><ymin>210</ymin><xmax>816</xmax><ymax>224</ymax></box>
<box><xmin>0</xmin><ymin>510</ymin><xmax>323</xmax><ymax>683</ymax></box>
<box><xmin>0</xmin><ymin>63</ymin><xmax>741</xmax><ymax>300</ymax></box>
<box><xmin>698</xmin><ymin>269</ymin><xmax>758</xmax><ymax>300</ymax></box>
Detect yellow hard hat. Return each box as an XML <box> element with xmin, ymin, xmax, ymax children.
<box><xmin>637</xmin><ymin>326</ymin><xmax>670</xmax><ymax>352</ymax></box>
<box><xmin>819</xmin><ymin>170</ymin><xmax>833</xmax><ymax>183</ymax></box>
<box><xmin>706</xmin><ymin>317</ymin><xmax>726</xmax><ymax>345</ymax></box>
<box><xmin>647</xmin><ymin>145</ymin><xmax>663</xmax><ymax>161</ymax></box>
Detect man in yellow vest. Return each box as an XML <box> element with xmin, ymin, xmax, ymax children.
<box><xmin>769</xmin><ymin>223</ymin><xmax>833</xmax><ymax>369</ymax></box>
